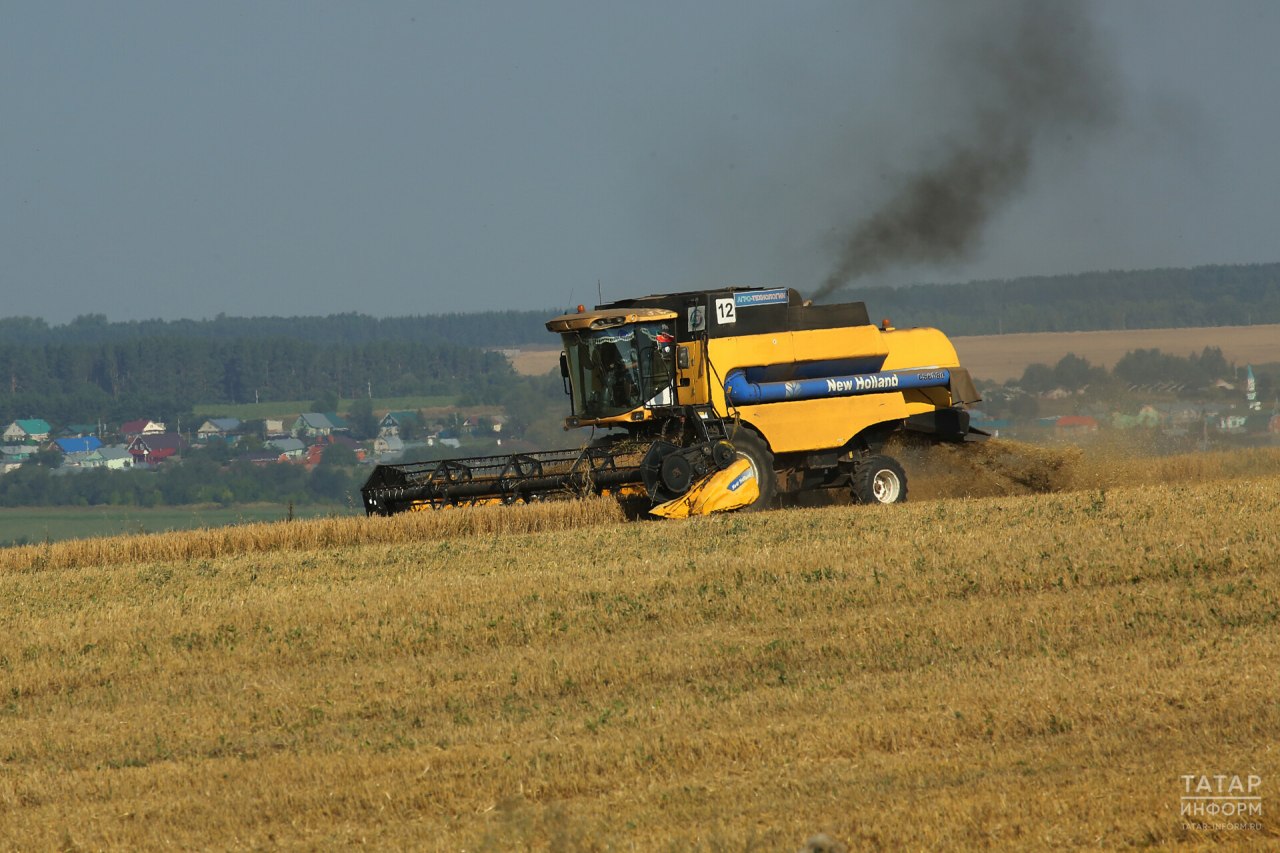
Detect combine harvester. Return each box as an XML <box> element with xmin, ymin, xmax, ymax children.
<box><xmin>361</xmin><ymin>287</ymin><xmax>986</xmax><ymax>518</ymax></box>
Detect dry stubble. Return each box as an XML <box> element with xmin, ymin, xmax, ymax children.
<box><xmin>1</xmin><ymin>468</ymin><xmax>1278</xmax><ymax>850</ymax></box>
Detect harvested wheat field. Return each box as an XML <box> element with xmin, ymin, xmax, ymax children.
<box><xmin>508</xmin><ymin>347</ymin><xmax>564</xmax><ymax>376</ymax></box>
<box><xmin>951</xmin><ymin>323</ymin><xmax>1280</xmax><ymax>383</ymax></box>
<box><xmin>2</xmin><ymin>452</ymin><xmax>1279</xmax><ymax>850</ymax></box>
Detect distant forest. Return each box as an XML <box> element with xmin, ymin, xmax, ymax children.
<box><xmin>0</xmin><ymin>310</ymin><xmax>557</xmax><ymax>348</ymax></box>
<box><xmin>3</xmin><ymin>262</ymin><xmax>1278</xmax><ymax>347</ymax></box>
<box><xmin>3</xmin><ymin>261</ymin><xmax>1278</xmax><ymax>426</ymax></box>
<box><xmin>0</xmin><ymin>338</ymin><xmax>516</xmax><ymax>426</ymax></box>
<box><xmin>840</xmin><ymin>262</ymin><xmax>1280</xmax><ymax>335</ymax></box>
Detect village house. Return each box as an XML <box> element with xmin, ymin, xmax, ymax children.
<box><xmin>54</xmin><ymin>436</ymin><xmax>104</xmax><ymax>456</ymax></box>
<box><xmin>3</xmin><ymin>419</ymin><xmax>51</xmax><ymax>443</ymax></box>
<box><xmin>1</xmin><ymin>445</ymin><xmax>33</xmax><ymax>466</ymax></box>
<box><xmin>373</xmin><ymin>435</ymin><xmax>404</xmax><ymax>455</ymax></box>
<box><xmin>265</xmin><ymin>437</ymin><xmax>307</xmax><ymax>459</ymax></box>
<box><xmin>58</xmin><ymin>450</ymin><xmax>98</xmax><ymax>468</ymax></box>
<box><xmin>378</xmin><ymin>411</ymin><xmax>417</xmax><ymax>437</ymax></box>
<box><xmin>324</xmin><ymin>413</ymin><xmax>349</xmax><ymax>434</ymax></box>
<box><xmin>1219</xmin><ymin>413</ymin><xmax>1248</xmax><ymax>431</ymax></box>
<box><xmin>128</xmin><ymin>433</ymin><xmax>187</xmax><ymax>466</ymax></box>
<box><xmin>121</xmin><ymin>419</ymin><xmax>166</xmax><ymax>440</ymax></box>
<box><xmin>81</xmin><ymin>447</ymin><xmax>134</xmax><ymax>470</ymax></box>
<box><xmin>59</xmin><ymin>424</ymin><xmax>99</xmax><ymax>438</ymax></box>
<box><xmin>1055</xmin><ymin>415</ymin><xmax>1100</xmax><ymax>438</ymax></box>
<box><xmin>291</xmin><ymin>413</ymin><xmax>335</xmax><ymax>438</ymax></box>
<box><xmin>197</xmin><ymin>418</ymin><xmax>242</xmax><ymax>439</ymax></box>
<box><xmin>264</xmin><ymin>419</ymin><xmax>287</xmax><ymax>437</ymax></box>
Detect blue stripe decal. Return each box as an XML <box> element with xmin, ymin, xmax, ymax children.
<box><xmin>725</xmin><ymin>368</ymin><xmax>951</xmax><ymax>405</ymax></box>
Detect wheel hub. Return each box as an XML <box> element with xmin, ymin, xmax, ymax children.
<box><xmin>871</xmin><ymin>469</ymin><xmax>901</xmax><ymax>503</ymax></box>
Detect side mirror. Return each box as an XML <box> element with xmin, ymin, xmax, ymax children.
<box><xmin>559</xmin><ymin>352</ymin><xmax>570</xmax><ymax>378</ymax></box>
<box><xmin>677</xmin><ymin>346</ymin><xmax>691</xmax><ymax>370</ymax></box>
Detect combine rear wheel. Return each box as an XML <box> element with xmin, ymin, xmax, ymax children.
<box><xmin>728</xmin><ymin>427</ymin><xmax>777</xmax><ymax>512</ymax></box>
<box><xmin>851</xmin><ymin>455</ymin><xmax>908</xmax><ymax>505</ymax></box>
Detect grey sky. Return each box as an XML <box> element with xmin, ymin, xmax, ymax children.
<box><xmin>3</xmin><ymin>2</ymin><xmax>1277</xmax><ymax>324</ymax></box>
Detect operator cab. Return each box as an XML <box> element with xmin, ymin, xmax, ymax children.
<box><xmin>546</xmin><ymin>307</ymin><xmax>679</xmax><ymax>426</ymax></box>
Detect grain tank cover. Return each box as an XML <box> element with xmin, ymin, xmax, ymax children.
<box><xmin>595</xmin><ymin>287</ymin><xmax>871</xmax><ymax>341</ymax></box>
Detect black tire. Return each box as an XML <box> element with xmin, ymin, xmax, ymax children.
<box><xmin>850</xmin><ymin>455</ymin><xmax>908</xmax><ymax>505</ymax></box>
<box><xmin>728</xmin><ymin>426</ymin><xmax>777</xmax><ymax>512</ymax></box>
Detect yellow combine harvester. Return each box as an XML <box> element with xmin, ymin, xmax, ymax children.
<box><xmin>361</xmin><ymin>287</ymin><xmax>984</xmax><ymax>518</ymax></box>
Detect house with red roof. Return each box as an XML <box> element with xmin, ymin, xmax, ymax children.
<box><xmin>121</xmin><ymin>419</ymin><xmax>166</xmax><ymax>441</ymax></box>
<box><xmin>128</xmin><ymin>432</ymin><xmax>187</xmax><ymax>466</ymax></box>
<box><xmin>1054</xmin><ymin>415</ymin><xmax>1100</xmax><ymax>438</ymax></box>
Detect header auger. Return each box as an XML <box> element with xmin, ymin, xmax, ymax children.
<box><xmin>361</xmin><ymin>286</ymin><xmax>986</xmax><ymax>519</ymax></box>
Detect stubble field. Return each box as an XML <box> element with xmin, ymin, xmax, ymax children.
<box><xmin>950</xmin><ymin>323</ymin><xmax>1280</xmax><ymax>383</ymax></box>
<box><xmin>2</xmin><ymin>445</ymin><xmax>1279</xmax><ymax>851</ymax></box>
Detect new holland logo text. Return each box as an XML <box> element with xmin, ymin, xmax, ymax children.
<box><xmin>826</xmin><ymin>374</ymin><xmax>900</xmax><ymax>393</ymax></box>
<box><xmin>728</xmin><ymin>471</ymin><xmax>752</xmax><ymax>491</ymax></box>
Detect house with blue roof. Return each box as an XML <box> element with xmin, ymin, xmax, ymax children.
<box><xmin>3</xmin><ymin>419</ymin><xmax>51</xmax><ymax>443</ymax></box>
<box><xmin>54</xmin><ymin>436</ymin><xmax>104</xmax><ymax>455</ymax></box>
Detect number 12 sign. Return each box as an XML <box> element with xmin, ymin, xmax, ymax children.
<box><xmin>715</xmin><ymin>298</ymin><xmax>736</xmax><ymax>325</ymax></box>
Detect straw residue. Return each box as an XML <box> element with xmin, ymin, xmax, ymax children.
<box><xmin>0</xmin><ymin>497</ymin><xmax>625</xmax><ymax>574</ymax></box>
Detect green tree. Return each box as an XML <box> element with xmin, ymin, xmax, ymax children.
<box><xmin>320</xmin><ymin>443</ymin><xmax>358</xmax><ymax>467</ymax></box>
<box><xmin>346</xmin><ymin>398</ymin><xmax>378</xmax><ymax>440</ymax></box>
<box><xmin>311</xmin><ymin>390</ymin><xmax>339</xmax><ymax>413</ymax></box>
<box><xmin>1051</xmin><ymin>354</ymin><xmax>1092</xmax><ymax>391</ymax></box>
<box><xmin>1009</xmin><ymin>395</ymin><xmax>1040</xmax><ymax>419</ymax></box>
<box><xmin>1018</xmin><ymin>363</ymin><xmax>1054</xmax><ymax>394</ymax></box>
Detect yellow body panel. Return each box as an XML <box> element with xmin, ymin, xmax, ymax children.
<box><xmin>878</xmin><ymin>327</ymin><xmax>961</xmax><ymax>371</ymax></box>
<box><xmin>649</xmin><ymin>457</ymin><xmax>759</xmax><ymax>518</ymax></box>
<box><xmin>676</xmin><ymin>343</ymin><xmax>709</xmax><ymax>407</ymax></box>
<box><xmin>735</xmin><ymin>393</ymin><xmax>910</xmax><ymax>454</ymax></box>
<box><xmin>705</xmin><ymin>325</ymin><xmax>962</xmax><ymax>454</ymax></box>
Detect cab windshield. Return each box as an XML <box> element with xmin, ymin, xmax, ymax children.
<box><xmin>562</xmin><ymin>321</ymin><xmax>676</xmax><ymax>419</ymax></box>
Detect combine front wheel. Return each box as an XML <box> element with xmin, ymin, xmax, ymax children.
<box><xmin>851</xmin><ymin>455</ymin><xmax>908</xmax><ymax>505</ymax></box>
<box><xmin>728</xmin><ymin>428</ymin><xmax>777</xmax><ymax>512</ymax></box>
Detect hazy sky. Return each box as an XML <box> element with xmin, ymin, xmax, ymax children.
<box><xmin>3</xmin><ymin>2</ymin><xmax>1278</xmax><ymax>324</ymax></box>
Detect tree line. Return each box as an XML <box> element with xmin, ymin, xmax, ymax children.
<box><xmin>4</xmin><ymin>262</ymin><xmax>1279</xmax><ymax>351</ymax></box>
<box><xmin>0</xmin><ymin>337</ymin><xmax>518</xmax><ymax>425</ymax></box>
<box><xmin>837</xmin><ymin>262</ymin><xmax>1280</xmax><ymax>335</ymax></box>
<box><xmin>0</xmin><ymin>310</ymin><xmax>557</xmax><ymax>348</ymax></box>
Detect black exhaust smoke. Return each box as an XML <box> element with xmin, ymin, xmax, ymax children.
<box><xmin>813</xmin><ymin>0</ymin><xmax>1121</xmax><ymax>301</ymax></box>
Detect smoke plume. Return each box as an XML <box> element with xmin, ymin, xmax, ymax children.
<box><xmin>814</xmin><ymin>0</ymin><xmax>1121</xmax><ymax>300</ymax></box>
